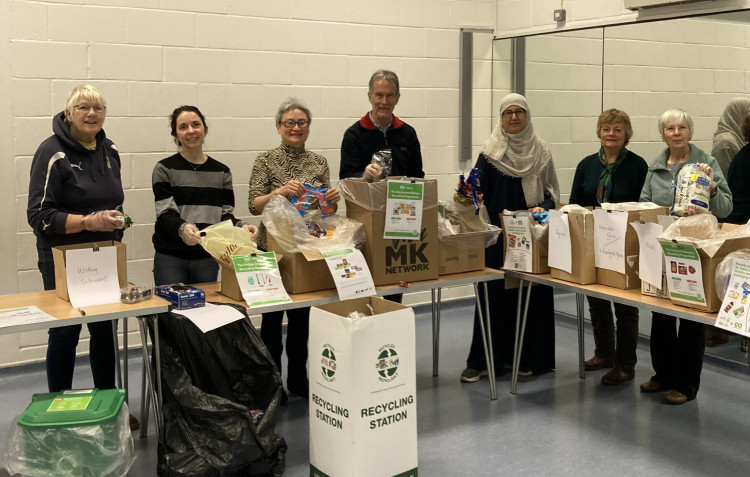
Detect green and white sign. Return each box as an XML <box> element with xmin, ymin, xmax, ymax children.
<box><xmin>231</xmin><ymin>252</ymin><xmax>292</xmax><ymax>307</ymax></box>
<box><xmin>322</xmin><ymin>248</ymin><xmax>376</xmax><ymax>300</ymax></box>
<box><xmin>660</xmin><ymin>242</ymin><xmax>706</xmax><ymax>305</ymax></box>
<box><xmin>715</xmin><ymin>258</ymin><xmax>750</xmax><ymax>338</ymax></box>
<box><xmin>384</xmin><ymin>180</ymin><xmax>424</xmax><ymax>240</ymax></box>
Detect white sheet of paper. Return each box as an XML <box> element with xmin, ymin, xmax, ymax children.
<box><xmin>593</xmin><ymin>209</ymin><xmax>627</xmax><ymax>273</ymax></box>
<box><xmin>383</xmin><ymin>180</ymin><xmax>424</xmax><ymax>240</ymax></box>
<box><xmin>714</xmin><ymin>258</ymin><xmax>750</xmax><ymax>338</ymax></box>
<box><xmin>632</xmin><ymin>221</ymin><xmax>665</xmax><ymax>288</ymax></box>
<box><xmin>547</xmin><ymin>210</ymin><xmax>572</xmax><ymax>273</ymax></box>
<box><xmin>174</xmin><ymin>303</ymin><xmax>244</xmax><ymax>333</ymax></box>
<box><xmin>232</xmin><ymin>253</ymin><xmax>292</xmax><ymax>308</ymax></box>
<box><xmin>65</xmin><ymin>247</ymin><xmax>121</xmax><ymax>308</ymax></box>
<box><xmin>0</xmin><ymin>306</ymin><xmax>57</xmax><ymax>329</ymax></box>
<box><xmin>322</xmin><ymin>248</ymin><xmax>376</xmax><ymax>300</ymax></box>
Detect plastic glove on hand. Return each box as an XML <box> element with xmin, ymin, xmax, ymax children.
<box><xmin>180</xmin><ymin>223</ymin><xmax>202</xmax><ymax>246</ymax></box>
<box><xmin>83</xmin><ymin>210</ymin><xmax>122</xmax><ymax>232</ymax></box>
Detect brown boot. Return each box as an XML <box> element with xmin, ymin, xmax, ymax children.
<box><xmin>584</xmin><ymin>355</ymin><xmax>613</xmax><ymax>371</ymax></box>
<box><xmin>129</xmin><ymin>414</ymin><xmax>140</xmax><ymax>431</ymax></box>
<box><xmin>601</xmin><ymin>367</ymin><xmax>634</xmax><ymax>385</ymax></box>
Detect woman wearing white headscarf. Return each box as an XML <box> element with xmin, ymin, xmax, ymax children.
<box><xmin>461</xmin><ymin>93</ymin><xmax>559</xmax><ymax>383</ymax></box>
<box><xmin>712</xmin><ymin>97</ymin><xmax>750</xmax><ymax>177</ymax></box>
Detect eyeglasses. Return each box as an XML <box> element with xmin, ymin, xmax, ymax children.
<box><xmin>281</xmin><ymin>119</ymin><xmax>309</xmax><ymax>129</ymax></box>
<box><xmin>75</xmin><ymin>104</ymin><xmax>107</xmax><ymax>114</ymax></box>
<box><xmin>664</xmin><ymin>125</ymin><xmax>688</xmax><ymax>135</ymax></box>
<box><xmin>502</xmin><ymin>109</ymin><xmax>526</xmax><ymax>118</ymax></box>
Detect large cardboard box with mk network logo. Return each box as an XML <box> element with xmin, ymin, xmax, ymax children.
<box><xmin>309</xmin><ymin>297</ymin><xmax>418</xmax><ymax>477</ymax></box>
<box><xmin>342</xmin><ymin>177</ymin><xmax>438</xmax><ymax>286</ymax></box>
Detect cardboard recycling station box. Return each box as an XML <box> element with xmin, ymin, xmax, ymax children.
<box><xmin>549</xmin><ymin>212</ymin><xmax>596</xmax><ymax>285</ymax></box>
<box><xmin>309</xmin><ymin>297</ymin><xmax>418</xmax><ymax>477</ymax></box>
<box><xmin>343</xmin><ymin>177</ymin><xmax>438</xmax><ymax>286</ymax></box>
<box><xmin>52</xmin><ymin>241</ymin><xmax>128</xmax><ymax>302</ymax></box>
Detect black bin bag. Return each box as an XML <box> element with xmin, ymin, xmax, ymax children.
<box><xmin>154</xmin><ymin>303</ymin><xmax>286</xmax><ymax>477</ymax></box>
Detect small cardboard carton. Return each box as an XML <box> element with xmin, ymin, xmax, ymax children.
<box><xmin>52</xmin><ymin>241</ymin><xmax>127</xmax><ymax>302</ymax></box>
<box><xmin>342</xmin><ymin>178</ymin><xmax>439</xmax><ymax>286</ymax></box>
<box><xmin>595</xmin><ymin>206</ymin><xmax>668</xmax><ymax>290</ymax></box>
<box><xmin>155</xmin><ymin>284</ymin><xmax>206</xmax><ymax>310</ymax></box>
<box><xmin>549</xmin><ymin>211</ymin><xmax>597</xmax><ymax>285</ymax></box>
<box><xmin>658</xmin><ymin>223</ymin><xmax>750</xmax><ymax>312</ymax></box>
<box><xmin>266</xmin><ymin>234</ymin><xmax>335</xmax><ymax>295</ymax></box>
<box><xmin>501</xmin><ymin>212</ymin><xmax>549</xmax><ymax>274</ymax></box>
<box><xmin>641</xmin><ymin>272</ymin><xmax>668</xmax><ymax>298</ymax></box>
<box><xmin>309</xmin><ymin>297</ymin><xmax>418</xmax><ymax>477</ymax></box>
<box><xmin>438</xmin><ymin>230</ymin><xmax>488</xmax><ymax>275</ymax></box>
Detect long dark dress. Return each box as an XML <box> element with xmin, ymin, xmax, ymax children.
<box><xmin>465</xmin><ymin>153</ymin><xmax>556</xmax><ymax>374</ymax></box>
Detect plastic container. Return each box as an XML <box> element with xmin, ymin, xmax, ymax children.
<box><xmin>4</xmin><ymin>388</ymin><xmax>135</xmax><ymax>477</ymax></box>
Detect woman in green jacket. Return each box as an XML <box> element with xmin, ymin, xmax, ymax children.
<box><xmin>639</xmin><ymin>108</ymin><xmax>732</xmax><ymax>405</ymax></box>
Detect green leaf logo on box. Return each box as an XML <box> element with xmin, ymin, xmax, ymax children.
<box><xmin>321</xmin><ymin>345</ymin><xmax>337</xmax><ymax>382</ymax></box>
<box><xmin>376</xmin><ymin>344</ymin><xmax>400</xmax><ymax>382</ymax></box>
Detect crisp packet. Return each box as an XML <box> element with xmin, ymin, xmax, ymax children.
<box><xmin>454</xmin><ymin>168</ymin><xmax>483</xmax><ymax>215</ymax></box>
<box><xmin>291</xmin><ymin>183</ymin><xmax>335</xmax><ymax>218</ymax></box>
<box><xmin>371</xmin><ymin>150</ymin><xmax>392</xmax><ymax>178</ymax></box>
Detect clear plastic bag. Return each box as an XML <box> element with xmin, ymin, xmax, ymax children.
<box><xmin>262</xmin><ymin>195</ymin><xmax>365</xmax><ymax>254</ymax></box>
<box><xmin>600</xmin><ymin>201</ymin><xmax>662</xmax><ymax>211</ymax></box>
<box><xmin>200</xmin><ymin>220</ymin><xmax>260</xmax><ymax>269</ymax></box>
<box><xmin>715</xmin><ymin>249</ymin><xmax>750</xmax><ymax>298</ymax></box>
<box><xmin>559</xmin><ymin>204</ymin><xmax>593</xmax><ymax>215</ymax></box>
<box><xmin>371</xmin><ymin>150</ymin><xmax>392</xmax><ymax>178</ymax></box>
<box><xmin>438</xmin><ymin>201</ymin><xmax>500</xmax><ymax>248</ymax></box>
<box><xmin>3</xmin><ymin>404</ymin><xmax>135</xmax><ymax>477</ymax></box>
<box><xmin>672</xmin><ymin>163</ymin><xmax>711</xmax><ymax>216</ymax></box>
<box><xmin>658</xmin><ymin>214</ymin><xmax>750</xmax><ymax>257</ymax></box>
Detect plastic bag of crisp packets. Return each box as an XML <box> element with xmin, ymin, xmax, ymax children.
<box><xmin>290</xmin><ymin>183</ymin><xmax>335</xmax><ymax>218</ymax></box>
<box><xmin>672</xmin><ymin>163</ymin><xmax>711</xmax><ymax>216</ymax></box>
<box><xmin>370</xmin><ymin>149</ymin><xmax>392</xmax><ymax>178</ymax></box>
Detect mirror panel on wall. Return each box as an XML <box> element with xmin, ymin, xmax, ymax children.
<box><xmin>491</xmin><ymin>10</ymin><xmax>750</xmax><ymax>365</ymax></box>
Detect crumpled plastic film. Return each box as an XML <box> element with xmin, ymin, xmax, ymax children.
<box><xmin>438</xmin><ymin>202</ymin><xmax>500</xmax><ymax>248</ymax></box>
<box><xmin>599</xmin><ymin>201</ymin><xmax>662</xmax><ymax>211</ymax></box>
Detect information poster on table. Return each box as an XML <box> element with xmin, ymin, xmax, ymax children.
<box><xmin>659</xmin><ymin>242</ymin><xmax>706</xmax><ymax>306</ymax></box>
<box><xmin>231</xmin><ymin>252</ymin><xmax>292</xmax><ymax>308</ymax></box>
<box><xmin>503</xmin><ymin>215</ymin><xmax>533</xmax><ymax>272</ymax></box>
<box><xmin>547</xmin><ymin>210</ymin><xmax>572</xmax><ymax>273</ymax></box>
<box><xmin>714</xmin><ymin>258</ymin><xmax>750</xmax><ymax>338</ymax></box>
<box><xmin>322</xmin><ymin>248</ymin><xmax>376</xmax><ymax>300</ymax></box>
<box><xmin>593</xmin><ymin>209</ymin><xmax>627</xmax><ymax>273</ymax></box>
<box><xmin>384</xmin><ymin>180</ymin><xmax>424</xmax><ymax>240</ymax></box>
<box><xmin>65</xmin><ymin>247</ymin><xmax>120</xmax><ymax>308</ymax></box>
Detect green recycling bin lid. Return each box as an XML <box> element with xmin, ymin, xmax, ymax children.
<box><xmin>17</xmin><ymin>388</ymin><xmax>125</xmax><ymax>429</ymax></box>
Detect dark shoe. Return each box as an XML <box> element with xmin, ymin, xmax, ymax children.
<box><xmin>517</xmin><ymin>368</ymin><xmax>533</xmax><ymax>377</ymax></box>
<box><xmin>584</xmin><ymin>355</ymin><xmax>613</xmax><ymax>371</ymax></box>
<box><xmin>460</xmin><ymin>367</ymin><xmax>488</xmax><ymax>383</ymax></box>
<box><xmin>601</xmin><ymin>367</ymin><xmax>634</xmax><ymax>385</ymax></box>
<box><xmin>288</xmin><ymin>378</ymin><xmax>309</xmax><ymax>399</ymax></box>
<box><xmin>664</xmin><ymin>390</ymin><xmax>689</xmax><ymax>405</ymax></box>
<box><xmin>129</xmin><ymin>414</ymin><xmax>140</xmax><ymax>431</ymax></box>
<box><xmin>639</xmin><ymin>380</ymin><xmax>664</xmax><ymax>393</ymax></box>
<box><xmin>705</xmin><ymin>328</ymin><xmax>729</xmax><ymax>347</ymax></box>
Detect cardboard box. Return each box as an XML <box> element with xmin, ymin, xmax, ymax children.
<box><xmin>659</xmin><ymin>224</ymin><xmax>750</xmax><ymax>312</ymax></box>
<box><xmin>52</xmin><ymin>241</ymin><xmax>127</xmax><ymax>302</ymax></box>
<box><xmin>155</xmin><ymin>284</ymin><xmax>206</xmax><ymax>310</ymax></box>
<box><xmin>641</xmin><ymin>272</ymin><xmax>668</xmax><ymax>298</ymax></box>
<box><xmin>267</xmin><ymin>234</ymin><xmax>335</xmax><ymax>295</ymax></box>
<box><xmin>595</xmin><ymin>207</ymin><xmax>668</xmax><ymax>290</ymax></box>
<box><xmin>342</xmin><ymin>178</ymin><xmax>439</xmax><ymax>286</ymax></box>
<box><xmin>550</xmin><ymin>211</ymin><xmax>597</xmax><ymax>285</ymax></box>
<box><xmin>501</xmin><ymin>212</ymin><xmax>549</xmax><ymax>274</ymax></box>
<box><xmin>438</xmin><ymin>230</ymin><xmax>489</xmax><ymax>275</ymax></box>
<box><xmin>309</xmin><ymin>297</ymin><xmax>418</xmax><ymax>477</ymax></box>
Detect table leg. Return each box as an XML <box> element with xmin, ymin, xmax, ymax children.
<box><xmin>431</xmin><ymin>287</ymin><xmax>442</xmax><ymax>377</ymax></box>
<box><xmin>139</xmin><ymin>354</ymin><xmax>150</xmax><ymax>440</ymax></box>
<box><xmin>511</xmin><ymin>280</ymin><xmax>533</xmax><ymax>395</ymax></box>
<box><xmin>137</xmin><ymin>316</ymin><xmax>163</xmax><ymax>440</ymax></box>
<box><xmin>112</xmin><ymin>320</ymin><xmax>122</xmax><ymax>390</ymax></box>
<box><xmin>474</xmin><ymin>282</ymin><xmax>496</xmax><ymax>400</ymax></box>
<box><xmin>123</xmin><ymin>318</ymin><xmax>129</xmax><ymax>403</ymax></box>
<box><xmin>576</xmin><ymin>293</ymin><xmax>585</xmax><ymax>379</ymax></box>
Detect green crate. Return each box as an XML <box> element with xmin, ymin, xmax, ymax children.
<box><xmin>15</xmin><ymin>388</ymin><xmax>131</xmax><ymax>477</ymax></box>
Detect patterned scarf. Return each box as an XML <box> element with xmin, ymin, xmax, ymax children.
<box><xmin>596</xmin><ymin>146</ymin><xmax>628</xmax><ymax>204</ymax></box>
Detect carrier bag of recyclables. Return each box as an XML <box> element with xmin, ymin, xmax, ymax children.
<box><xmin>261</xmin><ymin>195</ymin><xmax>365</xmax><ymax>254</ymax></box>
<box><xmin>200</xmin><ymin>220</ymin><xmax>260</xmax><ymax>269</ymax></box>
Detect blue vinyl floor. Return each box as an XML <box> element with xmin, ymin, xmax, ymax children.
<box><xmin>1</xmin><ymin>293</ymin><xmax>749</xmax><ymax>476</ymax></box>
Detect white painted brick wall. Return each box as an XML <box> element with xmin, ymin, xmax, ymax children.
<box><xmin>2</xmin><ymin>0</ymin><xmax>496</xmax><ymax>368</ymax></box>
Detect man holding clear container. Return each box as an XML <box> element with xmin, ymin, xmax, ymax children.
<box><xmin>339</xmin><ymin>69</ymin><xmax>424</xmax><ymax>181</ymax></box>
